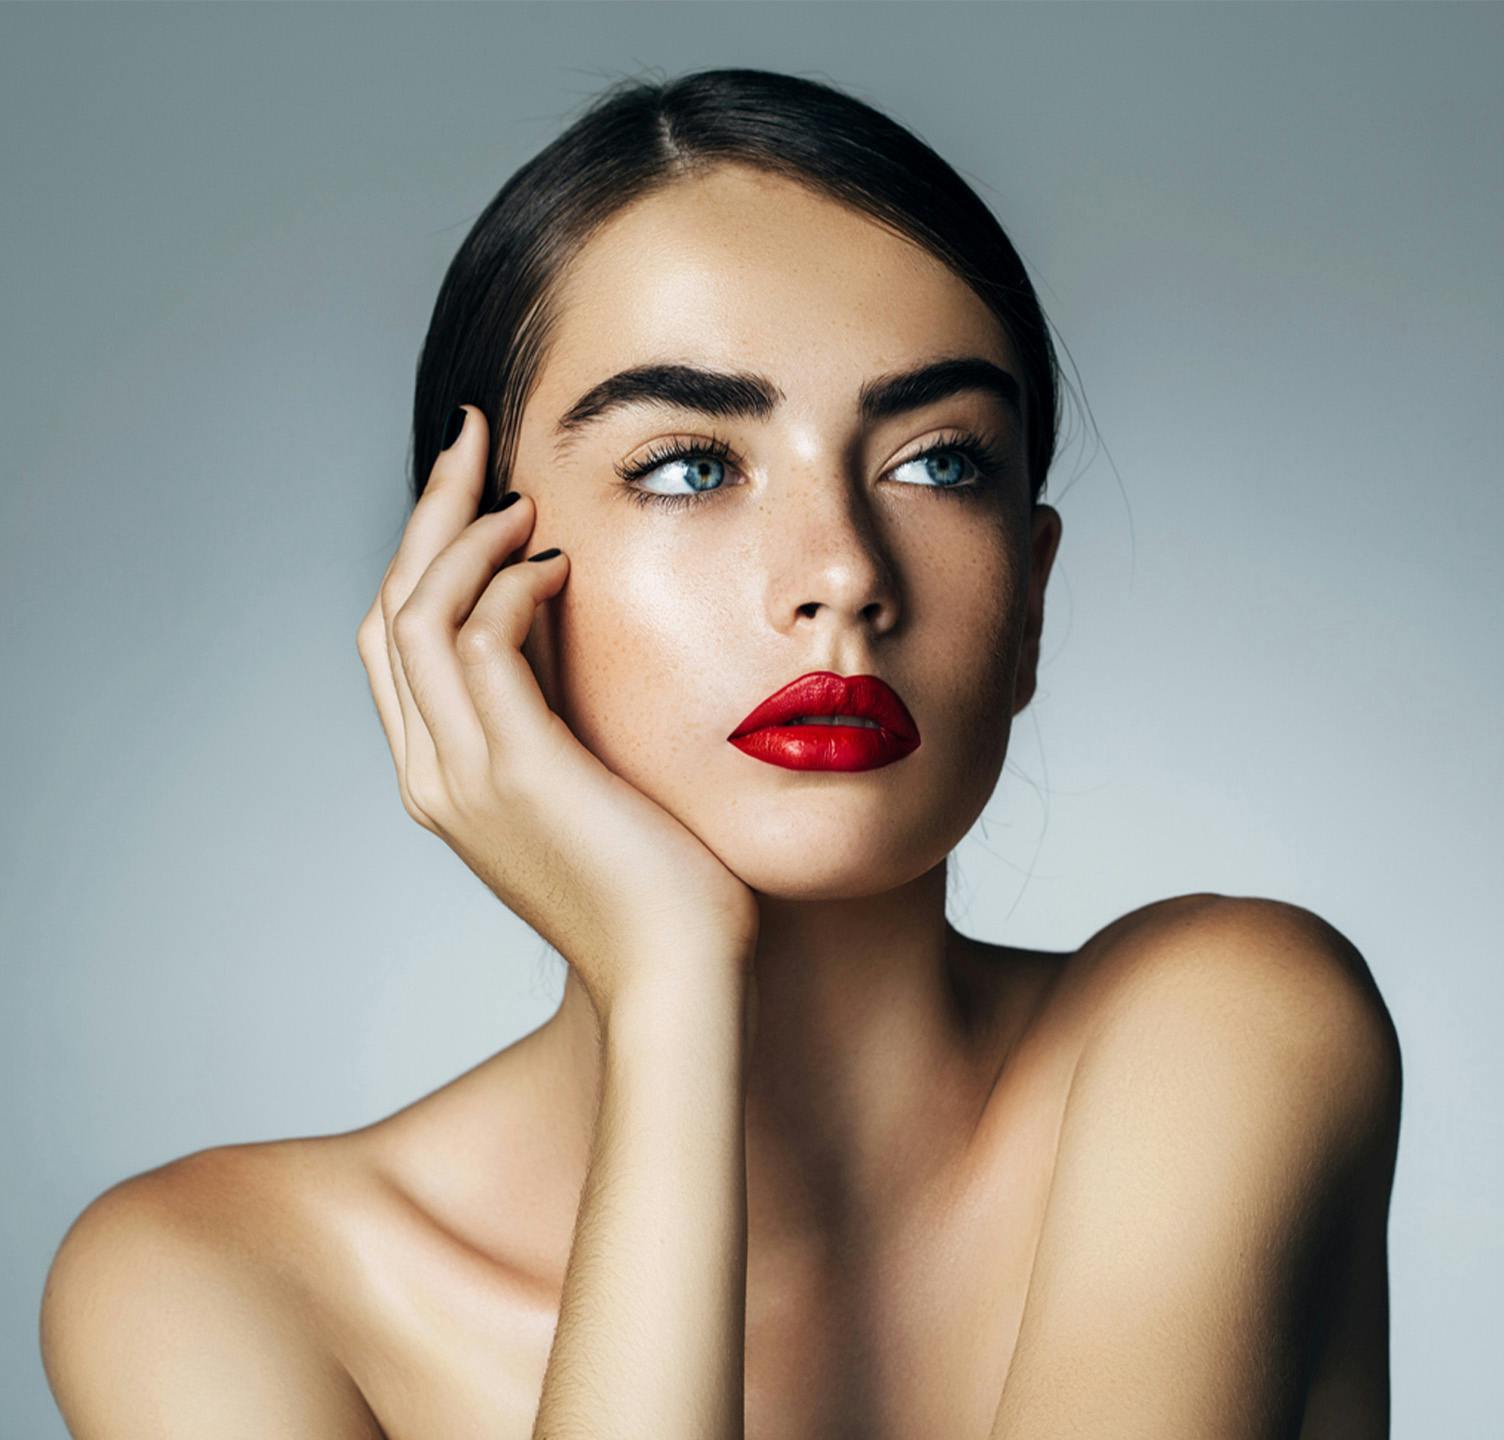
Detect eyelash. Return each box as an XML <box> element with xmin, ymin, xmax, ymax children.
<box><xmin>611</xmin><ymin>427</ymin><xmax>1011</xmax><ymax>512</ymax></box>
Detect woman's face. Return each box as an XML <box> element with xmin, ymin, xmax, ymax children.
<box><xmin>511</xmin><ymin>164</ymin><xmax>1062</xmax><ymax>900</ymax></box>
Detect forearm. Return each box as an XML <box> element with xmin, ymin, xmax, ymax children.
<box><xmin>530</xmin><ymin>970</ymin><xmax>751</xmax><ymax>1440</ymax></box>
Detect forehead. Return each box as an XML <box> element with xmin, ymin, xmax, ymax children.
<box><xmin>528</xmin><ymin>165</ymin><xmax>1019</xmax><ymax>424</ymax></box>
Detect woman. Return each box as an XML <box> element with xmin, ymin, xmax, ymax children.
<box><xmin>41</xmin><ymin>68</ymin><xmax>1401</xmax><ymax>1439</ymax></box>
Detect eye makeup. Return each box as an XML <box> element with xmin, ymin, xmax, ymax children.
<box><xmin>611</xmin><ymin>426</ymin><xmax>1012</xmax><ymax>512</ymax></box>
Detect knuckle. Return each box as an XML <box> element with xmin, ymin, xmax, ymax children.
<box><xmin>355</xmin><ymin>612</ymin><xmax>382</xmax><ymax>658</ymax></box>
<box><xmin>455</xmin><ymin>620</ymin><xmax>504</xmax><ymax>663</ymax></box>
<box><xmin>399</xmin><ymin>788</ymin><xmax>437</xmax><ymax>832</ymax></box>
<box><xmin>405</xmin><ymin>770</ymin><xmax>451</xmax><ymax>827</ymax></box>
<box><xmin>390</xmin><ymin>603</ymin><xmax>427</xmax><ymax>650</ymax></box>
<box><xmin>378</xmin><ymin>574</ymin><xmax>407</xmax><ymax>619</ymax></box>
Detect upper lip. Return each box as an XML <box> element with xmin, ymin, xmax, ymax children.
<box><xmin>728</xmin><ymin>671</ymin><xmax>919</xmax><ymax>741</ymax></box>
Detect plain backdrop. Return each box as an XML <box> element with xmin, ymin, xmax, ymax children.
<box><xmin>4</xmin><ymin>3</ymin><xmax>1499</xmax><ymax>1435</ymax></box>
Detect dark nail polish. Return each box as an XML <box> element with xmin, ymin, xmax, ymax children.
<box><xmin>498</xmin><ymin>491</ymin><xmax>521</xmax><ymax>511</ymax></box>
<box><xmin>442</xmin><ymin>406</ymin><xmax>465</xmax><ymax>450</ymax></box>
<box><xmin>526</xmin><ymin>547</ymin><xmax>561</xmax><ymax>563</ymax></box>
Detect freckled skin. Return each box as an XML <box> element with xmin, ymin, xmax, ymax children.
<box><xmin>503</xmin><ymin>162</ymin><xmax>1065</xmax><ymax>1262</ymax></box>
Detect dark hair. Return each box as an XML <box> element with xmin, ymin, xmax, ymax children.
<box><xmin>408</xmin><ymin>66</ymin><xmax>1061</xmax><ymax>514</ymax></box>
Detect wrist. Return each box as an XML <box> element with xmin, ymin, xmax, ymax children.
<box><xmin>602</xmin><ymin>961</ymin><xmax>752</xmax><ymax>1066</ymax></box>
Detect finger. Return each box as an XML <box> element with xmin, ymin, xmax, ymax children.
<box><xmin>380</xmin><ymin>405</ymin><xmax>490</xmax><ymax>816</ymax></box>
<box><xmin>356</xmin><ymin>598</ymin><xmax>406</xmax><ymax>777</ymax></box>
<box><xmin>360</xmin><ymin>586</ymin><xmax>445</xmax><ymax>828</ymax></box>
<box><xmin>386</xmin><ymin>404</ymin><xmax>492</xmax><ymax>601</ymax></box>
<box><xmin>455</xmin><ymin>544</ymin><xmax>571</xmax><ymax>766</ymax></box>
<box><xmin>355</xmin><ymin>545</ymin><xmax>405</xmax><ymax>747</ymax></box>
<box><xmin>392</xmin><ymin>494</ymin><xmax>543</xmax><ymax>775</ymax></box>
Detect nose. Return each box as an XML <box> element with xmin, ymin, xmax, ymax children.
<box><xmin>765</xmin><ymin>476</ymin><xmax>901</xmax><ymax>640</ymax></box>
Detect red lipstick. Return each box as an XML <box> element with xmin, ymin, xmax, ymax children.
<box><xmin>727</xmin><ymin>671</ymin><xmax>921</xmax><ymax>772</ymax></box>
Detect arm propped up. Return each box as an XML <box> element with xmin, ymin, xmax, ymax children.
<box><xmin>531</xmin><ymin>964</ymin><xmax>755</xmax><ymax>1440</ymax></box>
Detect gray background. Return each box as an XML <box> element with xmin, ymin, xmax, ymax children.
<box><xmin>4</xmin><ymin>3</ymin><xmax>1499</xmax><ymax>1434</ymax></box>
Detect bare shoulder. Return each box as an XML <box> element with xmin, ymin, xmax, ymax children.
<box><xmin>984</xmin><ymin>891</ymin><xmax>1402</xmax><ymax>1437</ymax></box>
<box><xmin>41</xmin><ymin>1141</ymin><xmax>384</xmax><ymax>1438</ymax></box>
<box><xmin>1065</xmin><ymin>891</ymin><xmax>1399</xmax><ymax>1067</ymax></box>
<box><xmin>1056</xmin><ymin>889</ymin><xmax>1404</xmax><ymax>1184</ymax></box>
<box><xmin>1081</xmin><ymin>890</ymin><xmax>1403</xmax><ymax>1207</ymax></box>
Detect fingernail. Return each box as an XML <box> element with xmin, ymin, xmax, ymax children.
<box><xmin>526</xmin><ymin>547</ymin><xmax>561</xmax><ymax>563</ymax></box>
<box><xmin>497</xmin><ymin>491</ymin><xmax>521</xmax><ymax>511</ymax></box>
<box><xmin>441</xmin><ymin>406</ymin><xmax>466</xmax><ymax>450</ymax></box>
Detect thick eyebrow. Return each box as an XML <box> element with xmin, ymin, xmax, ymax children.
<box><xmin>552</xmin><ymin>356</ymin><xmax>1021</xmax><ymax>452</ymax></box>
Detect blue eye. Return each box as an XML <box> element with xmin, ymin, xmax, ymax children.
<box><xmin>890</xmin><ymin>443</ymin><xmax>984</xmax><ymax>490</ymax></box>
<box><xmin>613</xmin><ymin>434</ymin><xmax>738</xmax><ymax>511</ymax></box>
<box><xmin>613</xmin><ymin>428</ymin><xmax>1010</xmax><ymax>511</ymax></box>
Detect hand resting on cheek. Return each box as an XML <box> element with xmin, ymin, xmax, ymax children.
<box><xmin>355</xmin><ymin>403</ymin><xmax>763</xmax><ymax>1031</ymax></box>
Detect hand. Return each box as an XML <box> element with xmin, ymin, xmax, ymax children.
<box><xmin>355</xmin><ymin>406</ymin><xmax>760</xmax><ymax>1027</ymax></box>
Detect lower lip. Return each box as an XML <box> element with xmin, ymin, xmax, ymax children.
<box><xmin>727</xmin><ymin>724</ymin><xmax>920</xmax><ymax>772</ymax></box>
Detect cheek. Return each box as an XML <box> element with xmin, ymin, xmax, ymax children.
<box><xmin>925</xmin><ymin>527</ymin><xmax>1024</xmax><ymax>687</ymax></box>
<box><xmin>526</xmin><ymin>521</ymin><xmax>1029</xmax><ymax>874</ymax></box>
<box><xmin>908</xmin><ymin>533</ymin><xmax>1031</xmax><ymax>808</ymax></box>
<box><xmin>535</xmin><ymin>550</ymin><xmax>732</xmax><ymax>784</ymax></box>
<box><xmin>934</xmin><ymin>624</ymin><xmax>1019</xmax><ymax>783</ymax></box>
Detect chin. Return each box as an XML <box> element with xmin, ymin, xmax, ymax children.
<box><xmin>699</xmin><ymin>805</ymin><xmax>964</xmax><ymax>902</ymax></box>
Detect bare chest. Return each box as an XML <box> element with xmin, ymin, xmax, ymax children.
<box><xmin>309</xmin><ymin>1080</ymin><xmax>1068</xmax><ymax>1440</ymax></box>
<box><xmin>269</xmin><ymin>937</ymin><xmax>1391</xmax><ymax>1434</ymax></box>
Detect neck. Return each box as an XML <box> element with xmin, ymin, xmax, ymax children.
<box><xmin>540</xmin><ymin>859</ymin><xmax>1017</xmax><ymax>1260</ymax></box>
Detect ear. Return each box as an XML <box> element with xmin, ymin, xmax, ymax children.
<box><xmin>1012</xmin><ymin>503</ymin><xmax>1063</xmax><ymax>717</ymax></box>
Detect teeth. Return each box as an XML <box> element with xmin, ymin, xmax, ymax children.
<box><xmin>786</xmin><ymin>715</ymin><xmax>881</xmax><ymax>728</ymax></box>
